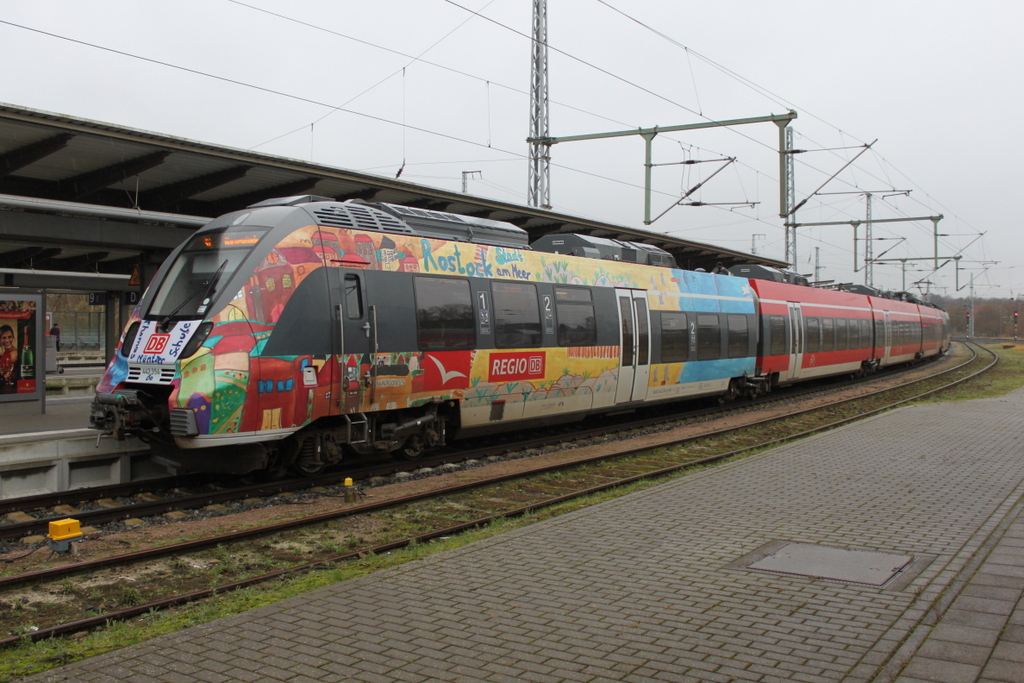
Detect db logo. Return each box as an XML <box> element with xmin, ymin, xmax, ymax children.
<box><xmin>143</xmin><ymin>334</ymin><xmax>170</xmax><ymax>354</ymax></box>
<box><xmin>488</xmin><ymin>352</ymin><xmax>546</xmax><ymax>382</ymax></box>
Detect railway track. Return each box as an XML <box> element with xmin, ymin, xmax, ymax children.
<box><xmin>0</xmin><ymin>344</ymin><xmax>968</xmax><ymax>544</ymax></box>
<box><xmin>0</xmin><ymin>343</ymin><xmax>974</xmax><ymax>545</ymax></box>
<box><xmin>0</xmin><ymin>341</ymin><xmax>996</xmax><ymax>647</ymax></box>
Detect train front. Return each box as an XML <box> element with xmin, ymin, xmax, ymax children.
<box><xmin>89</xmin><ymin>217</ymin><xmax>270</xmax><ymax>462</ymax></box>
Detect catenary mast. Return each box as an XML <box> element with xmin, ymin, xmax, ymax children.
<box><xmin>528</xmin><ymin>0</ymin><xmax>551</xmax><ymax>209</ymax></box>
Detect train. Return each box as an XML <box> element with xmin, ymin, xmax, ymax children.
<box><xmin>90</xmin><ymin>195</ymin><xmax>951</xmax><ymax>476</ymax></box>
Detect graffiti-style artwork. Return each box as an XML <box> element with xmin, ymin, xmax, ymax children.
<box><xmin>101</xmin><ymin>223</ymin><xmax>756</xmax><ymax>438</ymax></box>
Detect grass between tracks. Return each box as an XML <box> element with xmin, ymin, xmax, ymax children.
<box><xmin>912</xmin><ymin>342</ymin><xmax>1024</xmax><ymax>402</ymax></box>
<box><xmin>2</xmin><ymin>343</ymin><xmax>1023</xmax><ymax>681</ymax></box>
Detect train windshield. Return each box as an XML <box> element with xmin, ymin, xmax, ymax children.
<box><xmin>148</xmin><ymin>228</ymin><xmax>267</xmax><ymax>320</ymax></box>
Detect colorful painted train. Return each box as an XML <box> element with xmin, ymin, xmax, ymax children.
<box><xmin>90</xmin><ymin>196</ymin><xmax>951</xmax><ymax>475</ymax></box>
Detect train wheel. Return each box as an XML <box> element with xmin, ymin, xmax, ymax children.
<box><xmin>262</xmin><ymin>449</ymin><xmax>290</xmax><ymax>480</ymax></box>
<box><xmin>718</xmin><ymin>379</ymin><xmax>738</xmax><ymax>405</ymax></box>
<box><xmin>291</xmin><ymin>436</ymin><xmax>327</xmax><ymax>477</ymax></box>
<box><xmin>295</xmin><ymin>461</ymin><xmax>326</xmax><ymax>477</ymax></box>
<box><xmin>394</xmin><ymin>434</ymin><xmax>425</xmax><ymax>460</ymax></box>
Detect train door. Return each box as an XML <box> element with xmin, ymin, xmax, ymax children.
<box><xmin>615</xmin><ymin>289</ymin><xmax>651</xmax><ymax>404</ymax></box>
<box><xmin>786</xmin><ymin>302</ymin><xmax>804</xmax><ymax>381</ymax></box>
<box><xmin>330</xmin><ymin>269</ymin><xmax>373</xmax><ymax>416</ymax></box>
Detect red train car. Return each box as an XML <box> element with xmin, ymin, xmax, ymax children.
<box><xmin>870</xmin><ymin>296</ymin><xmax>923</xmax><ymax>368</ymax></box>
<box><xmin>748</xmin><ymin>276</ymin><xmax>949</xmax><ymax>389</ymax></box>
<box><xmin>749</xmin><ymin>279</ymin><xmax>876</xmax><ymax>386</ymax></box>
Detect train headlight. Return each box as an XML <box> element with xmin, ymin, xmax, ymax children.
<box><xmin>179</xmin><ymin>322</ymin><xmax>214</xmax><ymax>360</ymax></box>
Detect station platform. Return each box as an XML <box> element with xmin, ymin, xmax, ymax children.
<box><xmin>15</xmin><ymin>389</ymin><xmax>1024</xmax><ymax>682</ymax></box>
<box><xmin>0</xmin><ymin>368</ymin><xmax>157</xmax><ymax>498</ymax></box>
<box><xmin>0</xmin><ymin>394</ymin><xmax>94</xmax><ymax>439</ymax></box>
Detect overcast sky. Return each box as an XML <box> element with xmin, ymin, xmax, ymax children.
<box><xmin>1</xmin><ymin>0</ymin><xmax>1020</xmax><ymax>299</ymax></box>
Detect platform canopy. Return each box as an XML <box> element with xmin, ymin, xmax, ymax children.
<box><xmin>0</xmin><ymin>102</ymin><xmax>786</xmax><ymax>289</ymax></box>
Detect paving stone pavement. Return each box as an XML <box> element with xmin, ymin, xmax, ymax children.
<box><xmin>15</xmin><ymin>389</ymin><xmax>1024</xmax><ymax>683</ymax></box>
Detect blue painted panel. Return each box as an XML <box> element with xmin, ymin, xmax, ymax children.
<box><xmin>668</xmin><ymin>270</ymin><xmax>755</xmax><ymax>315</ymax></box>
<box><xmin>677</xmin><ymin>356</ymin><xmax>756</xmax><ymax>383</ymax></box>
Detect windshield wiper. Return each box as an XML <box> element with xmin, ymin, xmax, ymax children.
<box><xmin>159</xmin><ymin>259</ymin><xmax>228</xmax><ymax>331</ymax></box>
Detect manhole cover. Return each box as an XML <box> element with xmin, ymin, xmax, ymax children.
<box><xmin>745</xmin><ymin>542</ymin><xmax>913</xmax><ymax>586</ymax></box>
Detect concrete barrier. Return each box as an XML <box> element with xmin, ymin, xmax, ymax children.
<box><xmin>0</xmin><ymin>436</ymin><xmax>158</xmax><ymax>498</ymax></box>
<box><xmin>45</xmin><ymin>375</ymin><xmax>100</xmax><ymax>395</ymax></box>
<box><xmin>54</xmin><ymin>352</ymin><xmax>106</xmax><ymax>366</ymax></box>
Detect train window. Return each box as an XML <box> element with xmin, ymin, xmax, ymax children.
<box><xmin>554</xmin><ymin>287</ymin><xmax>596</xmax><ymax>345</ymax></box>
<box><xmin>727</xmin><ymin>315</ymin><xmax>749</xmax><ymax>358</ymax></box>
<box><xmin>636</xmin><ymin>300</ymin><xmax>649</xmax><ymax>365</ymax></box>
<box><xmin>805</xmin><ymin>318</ymin><xmax>820</xmax><ymax>353</ymax></box>
<box><xmin>344</xmin><ymin>274</ymin><xmax>363</xmax><ymax>319</ymax></box>
<box><xmin>493</xmin><ymin>281</ymin><xmax>542</xmax><ymax>348</ymax></box>
<box><xmin>696</xmin><ymin>314</ymin><xmax>721</xmax><ymax>361</ymax></box>
<box><xmin>661</xmin><ymin>312</ymin><xmax>688</xmax><ymax>362</ymax></box>
<box><xmin>822</xmin><ymin>318</ymin><xmax>835</xmax><ymax>352</ymax></box>
<box><xmin>619</xmin><ymin>298</ymin><xmax>634</xmax><ymax>366</ymax></box>
<box><xmin>836</xmin><ymin>318</ymin><xmax>848</xmax><ymax>350</ymax></box>
<box><xmin>414</xmin><ymin>276</ymin><xmax>475</xmax><ymax>350</ymax></box>
<box><xmin>148</xmin><ymin>227</ymin><xmax>268</xmax><ymax>320</ymax></box>
<box><xmin>849</xmin><ymin>320</ymin><xmax>860</xmax><ymax>349</ymax></box>
<box><xmin>769</xmin><ymin>316</ymin><xmax>787</xmax><ymax>356</ymax></box>
<box><xmin>861</xmin><ymin>319</ymin><xmax>872</xmax><ymax>347</ymax></box>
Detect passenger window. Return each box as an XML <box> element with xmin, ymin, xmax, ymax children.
<box><xmin>493</xmin><ymin>281</ymin><xmax>542</xmax><ymax>348</ymax></box>
<box><xmin>344</xmin><ymin>274</ymin><xmax>363</xmax><ymax>320</ymax></box>
<box><xmin>822</xmin><ymin>318</ymin><xmax>835</xmax><ymax>352</ymax></box>
<box><xmin>554</xmin><ymin>287</ymin><xmax>597</xmax><ymax>345</ymax></box>
<box><xmin>769</xmin><ymin>315</ymin><xmax>787</xmax><ymax>356</ymax></box>
<box><xmin>836</xmin><ymin>318</ymin><xmax>848</xmax><ymax>350</ymax></box>
<box><xmin>415</xmin><ymin>276</ymin><xmax>475</xmax><ymax>350</ymax></box>
<box><xmin>727</xmin><ymin>315</ymin><xmax>749</xmax><ymax>358</ymax></box>
<box><xmin>805</xmin><ymin>318</ymin><xmax>820</xmax><ymax>353</ymax></box>
<box><xmin>661</xmin><ymin>312</ymin><xmax>688</xmax><ymax>362</ymax></box>
<box><xmin>697</xmin><ymin>314</ymin><xmax>721</xmax><ymax>361</ymax></box>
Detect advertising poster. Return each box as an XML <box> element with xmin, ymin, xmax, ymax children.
<box><xmin>0</xmin><ymin>298</ymin><xmax>38</xmax><ymax>396</ymax></box>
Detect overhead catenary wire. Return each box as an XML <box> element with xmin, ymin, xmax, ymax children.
<box><xmin>234</xmin><ymin>0</ymin><xmax>500</xmax><ymax>151</ymax></box>
<box><xmin>0</xmin><ymin>5</ymin><xmax>987</xmax><ymax>288</ymax></box>
<box><xmin>0</xmin><ymin>18</ymin><xmax>748</xmax><ymax>210</ymax></box>
<box><xmin>437</xmin><ymin>0</ymin><xmax>960</xmax><ymax>248</ymax></box>
<box><xmin>588</xmin><ymin>0</ymin><xmax>983</xmax><ymax>252</ymax></box>
<box><xmin>226</xmin><ymin>0</ymin><xmax>704</xmax><ymax>156</ymax></box>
